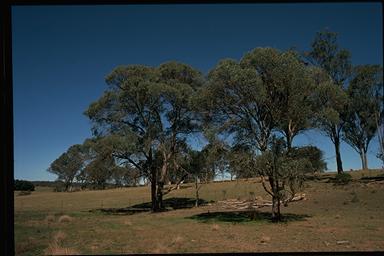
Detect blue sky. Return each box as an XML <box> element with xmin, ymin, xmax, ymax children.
<box><xmin>12</xmin><ymin>3</ymin><xmax>383</xmax><ymax>181</ymax></box>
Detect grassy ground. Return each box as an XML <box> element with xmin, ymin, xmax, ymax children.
<box><xmin>14</xmin><ymin>169</ymin><xmax>384</xmax><ymax>255</ymax></box>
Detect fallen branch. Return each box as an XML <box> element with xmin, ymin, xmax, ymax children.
<box><xmin>217</xmin><ymin>193</ymin><xmax>306</xmax><ymax>210</ymax></box>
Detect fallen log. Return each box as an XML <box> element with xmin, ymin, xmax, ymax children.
<box><xmin>217</xmin><ymin>193</ymin><xmax>306</xmax><ymax>210</ymax></box>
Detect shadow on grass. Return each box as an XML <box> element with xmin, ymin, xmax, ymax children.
<box><xmin>90</xmin><ymin>197</ymin><xmax>208</xmax><ymax>215</ymax></box>
<box><xmin>188</xmin><ymin>210</ymin><xmax>311</xmax><ymax>223</ymax></box>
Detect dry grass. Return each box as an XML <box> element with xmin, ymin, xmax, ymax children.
<box><xmin>44</xmin><ymin>231</ymin><xmax>80</xmax><ymax>255</ymax></box>
<box><xmin>58</xmin><ymin>215</ymin><xmax>72</xmax><ymax>223</ymax></box>
<box><xmin>44</xmin><ymin>244</ymin><xmax>80</xmax><ymax>255</ymax></box>
<box><xmin>45</xmin><ymin>214</ymin><xmax>55</xmax><ymax>223</ymax></box>
<box><xmin>171</xmin><ymin>235</ymin><xmax>184</xmax><ymax>245</ymax></box>
<box><xmin>53</xmin><ymin>231</ymin><xmax>66</xmax><ymax>242</ymax></box>
<box><xmin>14</xmin><ymin>169</ymin><xmax>384</xmax><ymax>254</ymax></box>
<box><xmin>15</xmin><ymin>237</ymin><xmax>38</xmax><ymax>255</ymax></box>
<box><xmin>260</xmin><ymin>235</ymin><xmax>271</xmax><ymax>244</ymax></box>
<box><xmin>151</xmin><ymin>243</ymin><xmax>171</xmax><ymax>254</ymax></box>
<box><xmin>123</xmin><ymin>219</ymin><xmax>133</xmax><ymax>226</ymax></box>
<box><xmin>212</xmin><ymin>224</ymin><xmax>220</xmax><ymax>231</ymax></box>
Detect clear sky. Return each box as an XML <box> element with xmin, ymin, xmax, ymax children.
<box><xmin>12</xmin><ymin>3</ymin><xmax>383</xmax><ymax>181</ymax></box>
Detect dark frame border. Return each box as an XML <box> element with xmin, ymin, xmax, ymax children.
<box><xmin>1</xmin><ymin>1</ymin><xmax>382</xmax><ymax>255</ymax></box>
<box><xmin>1</xmin><ymin>1</ymin><xmax>14</xmax><ymax>256</ymax></box>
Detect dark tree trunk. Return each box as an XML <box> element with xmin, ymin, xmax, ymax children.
<box><xmin>271</xmin><ymin>195</ymin><xmax>281</xmax><ymax>222</ymax></box>
<box><xmin>286</xmin><ymin>132</ymin><xmax>292</xmax><ymax>153</ymax></box>
<box><xmin>269</xmin><ymin>176</ymin><xmax>281</xmax><ymax>222</ymax></box>
<box><xmin>334</xmin><ymin>134</ymin><xmax>344</xmax><ymax>174</ymax></box>
<box><xmin>156</xmin><ymin>181</ymin><xmax>164</xmax><ymax>210</ymax></box>
<box><xmin>151</xmin><ymin>168</ymin><xmax>158</xmax><ymax>212</ymax></box>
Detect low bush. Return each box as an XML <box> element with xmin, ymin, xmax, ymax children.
<box><xmin>334</xmin><ymin>173</ymin><xmax>352</xmax><ymax>185</ymax></box>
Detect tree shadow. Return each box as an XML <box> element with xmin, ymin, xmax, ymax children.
<box><xmin>188</xmin><ymin>210</ymin><xmax>311</xmax><ymax>223</ymax></box>
<box><xmin>90</xmin><ymin>197</ymin><xmax>208</xmax><ymax>215</ymax></box>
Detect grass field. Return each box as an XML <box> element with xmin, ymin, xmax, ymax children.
<box><xmin>14</xmin><ymin>169</ymin><xmax>384</xmax><ymax>255</ymax></box>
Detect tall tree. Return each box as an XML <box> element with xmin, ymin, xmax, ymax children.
<box><xmin>154</xmin><ymin>62</ymin><xmax>203</xmax><ymax>209</ymax></box>
<box><xmin>343</xmin><ymin>65</ymin><xmax>383</xmax><ymax>170</ymax></box>
<box><xmin>84</xmin><ymin>62</ymin><xmax>203</xmax><ymax>211</ymax></box>
<box><xmin>47</xmin><ymin>144</ymin><xmax>85</xmax><ymax>191</ymax></box>
<box><xmin>198</xmin><ymin>48</ymin><xmax>315</xmax><ymax>153</ymax></box>
<box><xmin>85</xmin><ymin>65</ymin><xmax>163</xmax><ymax>210</ymax></box>
<box><xmin>199</xmin><ymin>48</ymin><xmax>318</xmax><ymax>221</ymax></box>
<box><xmin>241</xmin><ymin>48</ymin><xmax>316</xmax><ymax>150</ymax></box>
<box><xmin>197</xmin><ymin>57</ymin><xmax>272</xmax><ymax>153</ymax></box>
<box><xmin>306</xmin><ymin>30</ymin><xmax>352</xmax><ymax>173</ymax></box>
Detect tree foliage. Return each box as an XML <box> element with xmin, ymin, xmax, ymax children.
<box><xmin>343</xmin><ymin>65</ymin><xmax>383</xmax><ymax>169</ymax></box>
<box><xmin>198</xmin><ymin>48</ymin><xmax>316</xmax><ymax>154</ymax></box>
<box><xmin>254</xmin><ymin>137</ymin><xmax>311</xmax><ymax>221</ymax></box>
<box><xmin>306</xmin><ymin>30</ymin><xmax>353</xmax><ymax>173</ymax></box>
<box><xmin>47</xmin><ymin>144</ymin><xmax>85</xmax><ymax>191</ymax></box>
<box><xmin>84</xmin><ymin>62</ymin><xmax>203</xmax><ymax>211</ymax></box>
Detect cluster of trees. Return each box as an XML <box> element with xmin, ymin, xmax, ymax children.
<box><xmin>48</xmin><ymin>30</ymin><xmax>383</xmax><ymax>220</ymax></box>
<box><xmin>48</xmin><ymin>140</ymin><xmax>141</xmax><ymax>191</ymax></box>
<box><xmin>14</xmin><ymin>179</ymin><xmax>35</xmax><ymax>191</ymax></box>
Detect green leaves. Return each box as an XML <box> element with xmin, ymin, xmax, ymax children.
<box><xmin>202</xmin><ymin>47</ymin><xmax>317</xmax><ymax>151</ymax></box>
<box><xmin>342</xmin><ymin>65</ymin><xmax>383</xmax><ymax>163</ymax></box>
<box><xmin>47</xmin><ymin>144</ymin><xmax>86</xmax><ymax>190</ymax></box>
<box><xmin>306</xmin><ymin>30</ymin><xmax>352</xmax><ymax>86</ymax></box>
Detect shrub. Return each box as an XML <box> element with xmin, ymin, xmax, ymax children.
<box><xmin>289</xmin><ymin>146</ymin><xmax>327</xmax><ymax>173</ymax></box>
<box><xmin>14</xmin><ymin>179</ymin><xmax>35</xmax><ymax>191</ymax></box>
<box><xmin>335</xmin><ymin>173</ymin><xmax>352</xmax><ymax>184</ymax></box>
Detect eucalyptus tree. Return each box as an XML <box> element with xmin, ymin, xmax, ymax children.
<box><xmin>197</xmin><ymin>47</ymin><xmax>315</xmax><ymax>153</ymax></box>
<box><xmin>47</xmin><ymin>144</ymin><xmax>85</xmax><ymax>191</ymax></box>
<box><xmin>241</xmin><ymin>48</ymin><xmax>316</xmax><ymax>151</ymax></box>
<box><xmin>197</xmin><ymin>57</ymin><xmax>272</xmax><ymax>153</ymax></box>
<box><xmin>184</xmin><ymin>149</ymin><xmax>210</xmax><ymax>207</ymax></box>
<box><xmin>311</xmin><ymin>67</ymin><xmax>349</xmax><ymax>173</ymax></box>
<box><xmin>85</xmin><ymin>64</ymin><xmax>162</xmax><ymax>209</ymax></box>
<box><xmin>81</xmin><ymin>137</ymin><xmax>117</xmax><ymax>189</ymax></box>
<box><xmin>198</xmin><ymin>47</ymin><xmax>319</xmax><ymax>221</ymax></box>
<box><xmin>343</xmin><ymin>65</ymin><xmax>383</xmax><ymax>170</ymax></box>
<box><xmin>254</xmin><ymin>136</ymin><xmax>312</xmax><ymax>221</ymax></box>
<box><xmin>306</xmin><ymin>30</ymin><xmax>352</xmax><ymax>173</ymax></box>
<box><xmin>84</xmin><ymin>62</ymin><xmax>203</xmax><ymax>211</ymax></box>
<box><xmin>154</xmin><ymin>62</ymin><xmax>204</xmax><ymax>208</ymax></box>
<box><xmin>228</xmin><ymin>144</ymin><xmax>256</xmax><ymax>179</ymax></box>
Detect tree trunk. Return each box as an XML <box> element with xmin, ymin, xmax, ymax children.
<box><xmin>360</xmin><ymin>150</ymin><xmax>368</xmax><ymax>170</ymax></box>
<box><xmin>286</xmin><ymin>130</ymin><xmax>292</xmax><ymax>153</ymax></box>
<box><xmin>334</xmin><ymin>134</ymin><xmax>344</xmax><ymax>174</ymax></box>
<box><xmin>151</xmin><ymin>168</ymin><xmax>158</xmax><ymax>212</ymax></box>
<box><xmin>271</xmin><ymin>195</ymin><xmax>281</xmax><ymax>222</ymax></box>
<box><xmin>195</xmin><ymin>177</ymin><xmax>199</xmax><ymax>207</ymax></box>
<box><xmin>155</xmin><ymin>160</ymin><xmax>169</xmax><ymax>211</ymax></box>
<box><xmin>364</xmin><ymin>151</ymin><xmax>368</xmax><ymax>170</ymax></box>
<box><xmin>268</xmin><ymin>176</ymin><xmax>281</xmax><ymax>222</ymax></box>
<box><xmin>156</xmin><ymin>181</ymin><xmax>164</xmax><ymax>210</ymax></box>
